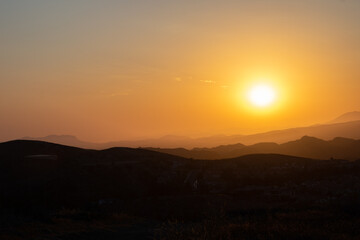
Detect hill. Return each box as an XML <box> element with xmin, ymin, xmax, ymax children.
<box><xmin>0</xmin><ymin>140</ymin><xmax>185</xmax><ymax>166</ymax></box>
<box><xmin>3</xmin><ymin>140</ymin><xmax>360</xmax><ymax>240</ymax></box>
<box><xmin>0</xmin><ymin>140</ymin><xmax>322</xmax><ymax>210</ymax></box>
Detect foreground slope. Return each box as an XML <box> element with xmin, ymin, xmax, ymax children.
<box><xmin>0</xmin><ymin>140</ymin><xmax>321</xmax><ymax>209</ymax></box>
<box><xmin>2</xmin><ymin>140</ymin><xmax>360</xmax><ymax>240</ymax></box>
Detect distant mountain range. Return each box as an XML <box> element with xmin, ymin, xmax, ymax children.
<box><xmin>18</xmin><ymin>111</ymin><xmax>360</xmax><ymax>149</ymax></box>
<box><xmin>148</xmin><ymin>136</ymin><xmax>360</xmax><ymax>160</ymax></box>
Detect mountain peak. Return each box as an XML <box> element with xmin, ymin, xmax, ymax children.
<box><xmin>300</xmin><ymin>135</ymin><xmax>321</xmax><ymax>141</ymax></box>
<box><xmin>290</xmin><ymin>136</ymin><xmax>326</xmax><ymax>145</ymax></box>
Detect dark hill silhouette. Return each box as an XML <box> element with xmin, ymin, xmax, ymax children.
<box><xmin>0</xmin><ymin>140</ymin><xmax>185</xmax><ymax>165</ymax></box>
<box><xmin>148</xmin><ymin>136</ymin><xmax>360</xmax><ymax>160</ymax></box>
<box><xmin>0</xmin><ymin>140</ymin><xmax>321</xmax><ymax>210</ymax></box>
<box><xmin>0</xmin><ymin>139</ymin><xmax>86</xmax><ymax>156</ymax></box>
<box><xmin>0</xmin><ymin>140</ymin><xmax>190</xmax><ymax>210</ymax></box>
<box><xmin>0</xmin><ymin>140</ymin><xmax>88</xmax><ymax>167</ymax></box>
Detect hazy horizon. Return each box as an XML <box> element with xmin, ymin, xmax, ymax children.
<box><xmin>4</xmin><ymin>110</ymin><xmax>360</xmax><ymax>144</ymax></box>
<box><xmin>2</xmin><ymin>0</ymin><xmax>360</xmax><ymax>143</ymax></box>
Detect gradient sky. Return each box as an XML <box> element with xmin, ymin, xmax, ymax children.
<box><xmin>1</xmin><ymin>0</ymin><xmax>360</xmax><ymax>142</ymax></box>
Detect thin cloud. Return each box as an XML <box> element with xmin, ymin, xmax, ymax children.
<box><xmin>200</xmin><ymin>80</ymin><xmax>216</xmax><ymax>84</ymax></box>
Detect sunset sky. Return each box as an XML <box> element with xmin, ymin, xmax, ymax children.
<box><xmin>1</xmin><ymin>0</ymin><xmax>360</xmax><ymax>142</ymax></box>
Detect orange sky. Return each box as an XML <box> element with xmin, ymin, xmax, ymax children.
<box><xmin>1</xmin><ymin>0</ymin><xmax>360</xmax><ymax>142</ymax></box>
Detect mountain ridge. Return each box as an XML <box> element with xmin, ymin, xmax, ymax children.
<box><xmin>13</xmin><ymin>111</ymin><xmax>360</xmax><ymax>149</ymax></box>
<box><xmin>148</xmin><ymin>136</ymin><xmax>360</xmax><ymax>160</ymax></box>
<box><xmin>330</xmin><ymin>111</ymin><xmax>360</xmax><ymax>124</ymax></box>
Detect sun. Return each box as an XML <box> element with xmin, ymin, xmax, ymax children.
<box><xmin>247</xmin><ymin>84</ymin><xmax>276</xmax><ymax>107</ymax></box>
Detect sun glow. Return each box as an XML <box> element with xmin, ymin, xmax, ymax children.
<box><xmin>247</xmin><ymin>84</ymin><xmax>276</xmax><ymax>107</ymax></box>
